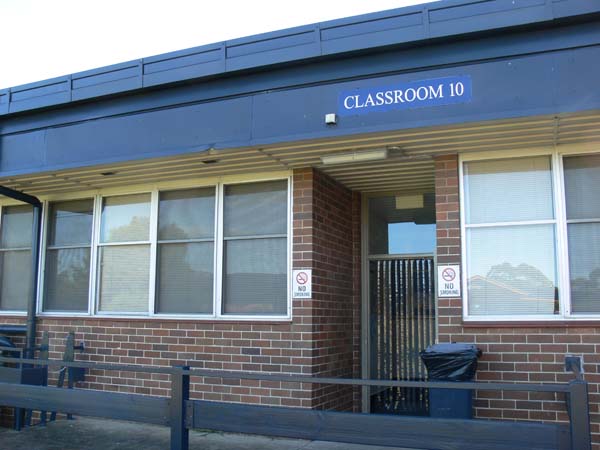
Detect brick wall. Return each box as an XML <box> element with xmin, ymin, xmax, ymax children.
<box><xmin>435</xmin><ymin>154</ymin><xmax>600</xmax><ymax>448</ymax></box>
<box><xmin>0</xmin><ymin>168</ymin><xmax>361</xmax><ymax>425</ymax></box>
<box><xmin>292</xmin><ymin>168</ymin><xmax>360</xmax><ymax>411</ymax></box>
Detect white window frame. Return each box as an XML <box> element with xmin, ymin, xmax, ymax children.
<box><xmin>39</xmin><ymin>197</ymin><xmax>96</xmax><ymax>316</ymax></box>
<box><xmin>24</xmin><ymin>173</ymin><xmax>293</xmax><ymax>321</ymax></box>
<box><xmin>0</xmin><ymin>203</ymin><xmax>35</xmax><ymax>315</ymax></box>
<box><xmin>460</xmin><ymin>144</ymin><xmax>600</xmax><ymax>322</ymax></box>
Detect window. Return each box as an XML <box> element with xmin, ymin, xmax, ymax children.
<box><xmin>564</xmin><ymin>154</ymin><xmax>600</xmax><ymax>314</ymax></box>
<box><xmin>157</xmin><ymin>188</ymin><xmax>215</xmax><ymax>314</ymax></box>
<box><xmin>35</xmin><ymin>178</ymin><xmax>290</xmax><ymax>318</ymax></box>
<box><xmin>43</xmin><ymin>199</ymin><xmax>93</xmax><ymax>312</ymax></box>
<box><xmin>0</xmin><ymin>205</ymin><xmax>33</xmax><ymax>311</ymax></box>
<box><xmin>222</xmin><ymin>181</ymin><xmax>288</xmax><ymax>315</ymax></box>
<box><xmin>461</xmin><ymin>151</ymin><xmax>600</xmax><ymax>320</ymax></box>
<box><xmin>97</xmin><ymin>194</ymin><xmax>151</xmax><ymax>313</ymax></box>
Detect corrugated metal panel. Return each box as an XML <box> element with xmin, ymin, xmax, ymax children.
<box><xmin>1</xmin><ymin>112</ymin><xmax>599</xmax><ymax>195</ymax></box>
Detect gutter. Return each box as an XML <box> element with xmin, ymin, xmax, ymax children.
<box><xmin>0</xmin><ymin>186</ymin><xmax>42</xmax><ymax>358</ymax></box>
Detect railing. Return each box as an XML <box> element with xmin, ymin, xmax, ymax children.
<box><xmin>0</xmin><ymin>355</ymin><xmax>591</xmax><ymax>450</ymax></box>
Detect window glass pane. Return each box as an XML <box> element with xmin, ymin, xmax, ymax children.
<box><xmin>98</xmin><ymin>245</ymin><xmax>150</xmax><ymax>312</ymax></box>
<box><xmin>464</xmin><ymin>157</ymin><xmax>554</xmax><ymax>224</ymax></box>
<box><xmin>564</xmin><ymin>154</ymin><xmax>600</xmax><ymax>220</ymax></box>
<box><xmin>1</xmin><ymin>205</ymin><xmax>33</xmax><ymax>249</ymax></box>
<box><xmin>224</xmin><ymin>180</ymin><xmax>287</xmax><ymax>237</ymax></box>
<box><xmin>0</xmin><ymin>250</ymin><xmax>31</xmax><ymax>310</ymax></box>
<box><xmin>48</xmin><ymin>200</ymin><xmax>94</xmax><ymax>247</ymax></box>
<box><xmin>157</xmin><ymin>242</ymin><xmax>213</xmax><ymax>314</ymax></box>
<box><xmin>467</xmin><ymin>224</ymin><xmax>558</xmax><ymax>316</ymax></box>
<box><xmin>223</xmin><ymin>238</ymin><xmax>287</xmax><ymax>315</ymax></box>
<box><xmin>568</xmin><ymin>223</ymin><xmax>600</xmax><ymax>313</ymax></box>
<box><xmin>368</xmin><ymin>194</ymin><xmax>436</xmax><ymax>255</ymax></box>
<box><xmin>44</xmin><ymin>248</ymin><xmax>90</xmax><ymax>312</ymax></box>
<box><xmin>100</xmin><ymin>194</ymin><xmax>150</xmax><ymax>243</ymax></box>
<box><xmin>158</xmin><ymin>188</ymin><xmax>215</xmax><ymax>240</ymax></box>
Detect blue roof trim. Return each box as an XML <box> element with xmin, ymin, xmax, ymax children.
<box><xmin>1</xmin><ymin>0</ymin><xmax>598</xmax><ymax>116</ymax></box>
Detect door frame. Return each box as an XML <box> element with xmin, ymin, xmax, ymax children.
<box><xmin>360</xmin><ymin>192</ymin><xmax>439</xmax><ymax>413</ymax></box>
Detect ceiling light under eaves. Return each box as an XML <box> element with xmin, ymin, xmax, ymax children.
<box><xmin>320</xmin><ymin>149</ymin><xmax>388</xmax><ymax>166</ymax></box>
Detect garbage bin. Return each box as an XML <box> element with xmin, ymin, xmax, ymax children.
<box><xmin>420</xmin><ymin>343</ymin><xmax>481</xmax><ymax>419</ymax></box>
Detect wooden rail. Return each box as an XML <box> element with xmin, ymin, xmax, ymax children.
<box><xmin>0</xmin><ymin>355</ymin><xmax>591</xmax><ymax>450</ymax></box>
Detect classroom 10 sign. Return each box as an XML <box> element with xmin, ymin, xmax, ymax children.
<box><xmin>339</xmin><ymin>75</ymin><xmax>472</xmax><ymax>116</ymax></box>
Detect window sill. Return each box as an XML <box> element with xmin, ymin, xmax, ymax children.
<box><xmin>0</xmin><ymin>311</ymin><xmax>26</xmax><ymax>317</ymax></box>
<box><xmin>462</xmin><ymin>318</ymin><xmax>600</xmax><ymax>328</ymax></box>
<box><xmin>34</xmin><ymin>313</ymin><xmax>293</xmax><ymax>323</ymax></box>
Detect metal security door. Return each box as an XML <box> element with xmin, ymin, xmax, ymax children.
<box><xmin>369</xmin><ymin>256</ymin><xmax>435</xmax><ymax>415</ymax></box>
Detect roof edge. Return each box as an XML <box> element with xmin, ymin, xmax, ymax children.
<box><xmin>1</xmin><ymin>0</ymin><xmax>599</xmax><ymax>117</ymax></box>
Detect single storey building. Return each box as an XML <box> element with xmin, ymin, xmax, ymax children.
<box><xmin>1</xmin><ymin>0</ymin><xmax>600</xmax><ymax>445</ymax></box>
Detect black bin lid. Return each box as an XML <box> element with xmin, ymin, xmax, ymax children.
<box><xmin>421</xmin><ymin>343</ymin><xmax>481</xmax><ymax>356</ymax></box>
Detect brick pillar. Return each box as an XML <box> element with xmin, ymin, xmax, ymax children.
<box><xmin>293</xmin><ymin>167</ymin><xmax>361</xmax><ymax>411</ymax></box>
<box><xmin>434</xmin><ymin>154</ymin><xmax>462</xmax><ymax>343</ymax></box>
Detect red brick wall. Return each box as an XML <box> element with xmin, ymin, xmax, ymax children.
<box><xmin>292</xmin><ymin>168</ymin><xmax>360</xmax><ymax>411</ymax></box>
<box><xmin>435</xmin><ymin>154</ymin><xmax>600</xmax><ymax>447</ymax></box>
<box><xmin>0</xmin><ymin>168</ymin><xmax>361</xmax><ymax>420</ymax></box>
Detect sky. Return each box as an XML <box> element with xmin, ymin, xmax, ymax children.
<box><xmin>0</xmin><ymin>0</ymin><xmax>434</xmax><ymax>90</ymax></box>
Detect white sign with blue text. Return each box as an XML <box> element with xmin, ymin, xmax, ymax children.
<box><xmin>338</xmin><ymin>75</ymin><xmax>472</xmax><ymax>116</ymax></box>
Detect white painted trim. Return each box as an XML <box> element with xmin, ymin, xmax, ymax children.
<box><xmin>459</xmin><ymin>147</ymin><xmax>600</xmax><ymax>321</ymax></box>
<box><xmin>462</xmin><ymin>315</ymin><xmax>566</xmax><ymax>322</ymax></box>
<box><xmin>90</xmin><ymin>195</ymin><xmax>102</xmax><ymax>315</ymax></box>
<box><xmin>215</xmin><ymin>183</ymin><xmax>225</xmax><ymax>317</ymax></box>
<box><xmin>36</xmin><ymin>201</ymin><xmax>49</xmax><ymax>315</ymax></box>
<box><xmin>458</xmin><ymin>154</ymin><xmax>469</xmax><ymax>321</ymax></box>
<box><xmin>1</xmin><ymin>174</ymin><xmax>292</xmax><ymax>321</ymax></box>
<box><xmin>148</xmin><ymin>190</ymin><xmax>159</xmax><ymax>316</ymax></box>
<box><xmin>464</xmin><ymin>219</ymin><xmax>556</xmax><ymax>228</ymax></box>
<box><xmin>211</xmin><ymin>186</ymin><xmax>220</xmax><ymax>318</ymax></box>
<box><xmin>553</xmin><ymin>152</ymin><xmax>571</xmax><ymax>317</ymax></box>
<box><xmin>0</xmin><ymin>204</ymin><xmax>32</xmax><ymax>314</ymax></box>
<box><xmin>286</xmin><ymin>175</ymin><xmax>293</xmax><ymax>319</ymax></box>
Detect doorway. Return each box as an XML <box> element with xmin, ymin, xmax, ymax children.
<box><xmin>363</xmin><ymin>193</ymin><xmax>437</xmax><ymax>415</ymax></box>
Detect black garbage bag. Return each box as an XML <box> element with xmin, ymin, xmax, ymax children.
<box><xmin>420</xmin><ymin>343</ymin><xmax>482</xmax><ymax>382</ymax></box>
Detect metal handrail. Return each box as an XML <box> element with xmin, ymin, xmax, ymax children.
<box><xmin>0</xmin><ymin>355</ymin><xmax>572</xmax><ymax>393</ymax></box>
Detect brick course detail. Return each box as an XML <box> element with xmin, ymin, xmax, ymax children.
<box><xmin>434</xmin><ymin>154</ymin><xmax>600</xmax><ymax>448</ymax></box>
<box><xmin>0</xmin><ymin>168</ymin><xmax>361</xmax><ymax>420</ymax></box>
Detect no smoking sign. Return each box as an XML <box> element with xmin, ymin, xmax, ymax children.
<box><xmin>292</xmin><ymin>269</ymin><xmax>312</xmax><ymax>298</ymax></box>
<box><xmin>438</xmin><ymin>265</ymin><xmax>461</xmax><ymax>298</ymax></box>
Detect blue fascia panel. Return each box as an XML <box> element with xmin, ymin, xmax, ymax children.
<box><xmin>71</xmin><ymin>60</ymin><xmax>143</xmax><ymax>101</ymax></box>
<box><xmin>0</xmin><ymin>0</ymin><xmax>598</xmax><ymax>117</ymax></box>
<box><xmin>320</xmin><ymin>11</ymin><xmax>427</xmax><ymax>56</ymax></box>
<box><xmin>0</xmin><ymin>89</ymin><xmax>8</xmax><ymax>115</ymax></box>
<box><xmin>3</xmin><ymin>20</ymin><xmax>598</xmax><ymax>138</ymax></box>
<box><xmin>552</xmin><ymin>0</ymin><xmax>600</xmax><ymax>18</ymax></box>
<box><xmin>8</xmin><ymin>76</ymin><xmax>71</xmax><ymax>113</ymax></box>
<box><xmin>0</xmin><ymin>97</ymin><xmax>253</xmax><ymax>175</ymax></box>
<box><xmin>1</xmin><ymin>45</ymin><xmax>599</xmax><ymax>178</ymax></box>
<box><xmin>225</xmin><ymin>26</ymin><xmax>321</xmax><ymax>72</ymax></box>
<box><xmin>143</xmin><ymin>44</ymin><xmax>226</xmax><ymax>87</ymax></box>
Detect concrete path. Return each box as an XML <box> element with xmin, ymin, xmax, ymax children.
<box><xmin>0</xmin><ymin>417</ymin><xmax>424</xmax><ymax>450</ymax></box>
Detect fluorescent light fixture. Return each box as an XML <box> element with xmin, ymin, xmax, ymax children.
<box><xmin>321</xmin><ymin>148</ymin><xmax>388</xmax><ymax>165</ymax></box>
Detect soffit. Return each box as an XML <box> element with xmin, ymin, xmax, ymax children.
<box><xmin>1</xmin><ymin>110</ymin><xmax>598</xmax><ymax>196</ymax></box>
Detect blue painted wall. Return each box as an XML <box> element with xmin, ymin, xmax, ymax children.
<box><xmin>0</xmin><ymin>3</ymin><xmax>599</xmax><ymax>178</ymax></box>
